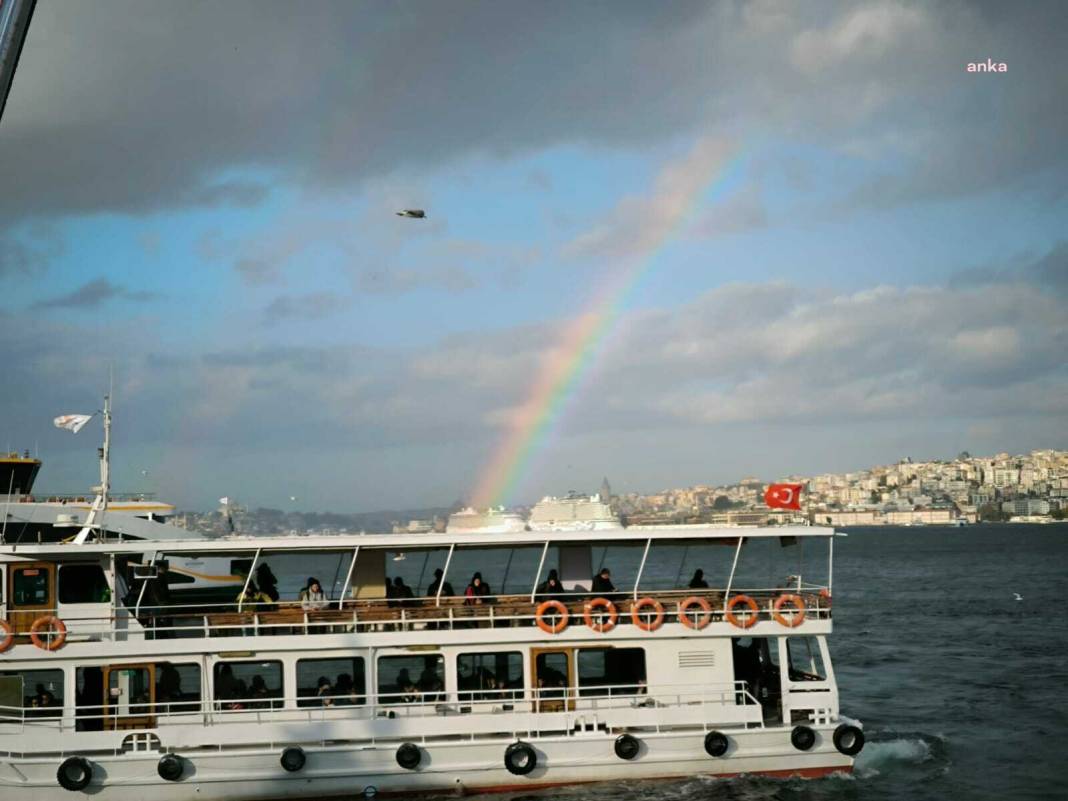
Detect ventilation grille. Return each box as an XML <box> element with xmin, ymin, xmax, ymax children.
<box><xmin>678</xmin><ymin>651</ymin><xmax>717</xmax><ymax>668</ymax></box>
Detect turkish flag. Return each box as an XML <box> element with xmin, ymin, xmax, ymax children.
<box><xmin>764</xmin><ymin>483</ymin><xmax>804</xmax><ymax>510</ymax></box>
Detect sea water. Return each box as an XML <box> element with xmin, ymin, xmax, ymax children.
<box><xmin>451</xmin><ymin>524</ymin><xmax>1068</xmax><ymax>801</ymax></box>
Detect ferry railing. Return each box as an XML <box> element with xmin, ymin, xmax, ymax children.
<box><xmin>1</xmin><ymin>586</ymin><xmax>832</xmax><ymax>644</ymax></box>
<box><xmin>0</xmin><ymin>680</ymin><xmax>762</xmax><ymax>734</ymax></box>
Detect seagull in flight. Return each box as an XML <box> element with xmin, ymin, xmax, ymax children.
<box><xmin>396</xmin><ymin>209</ymin><xmax>426</xmax><ymax>219</ymax></box>
<box><xmin>1013</xmin><ymin>593</ymin><xmax>1023</xmax><ymax>601</ymax></box>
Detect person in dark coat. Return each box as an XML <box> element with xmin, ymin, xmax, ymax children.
<box><xmin>536</xmin><ymin>569</ymin><xmax>565</xmax><ymax>602</ymax></box>
<box><xmin>255</xmin><ymin>563</ymin><xmax>280</xmax><ymax>607</ymax></box>
<box><xmin>688</xmin><ymin>569</ymin><xmax>709</xmax><ymax>589</ymax></box>
<box><xmin>393</xmin><ymin>576</ymin><xmax>415</xmax><ymax>606</ymax></box>
<box><xmin>590</xmin><ymin>568</ymin><xmax>616</xmax><ymax>595</ymax></box>
<box><xmin>427</xmin><ymin>568</ymin><xmax>455</xmax><ymax>598</ymax></box>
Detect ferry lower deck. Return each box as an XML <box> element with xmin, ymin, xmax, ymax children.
<box><xmin>0</xmin><ymin>525</ymin><xmax>864</xmax><ymax>798</ymax></box>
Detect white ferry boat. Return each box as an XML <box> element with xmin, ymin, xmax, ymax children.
<box><xmin>0</xmin><ymin>413</ymin><xmax>864</xmax><ymax>799</ymax></box>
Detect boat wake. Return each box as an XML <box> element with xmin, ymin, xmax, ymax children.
<box><xmin>854</xmin><ymin>731</ymin><xmax>948</xmax><ymax>779</ymax></box>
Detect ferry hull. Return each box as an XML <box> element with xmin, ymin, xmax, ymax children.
<box><xmin>0</xmin><ymin>725</ymin><xmax>853</xmax><ymax>800</ymax></box>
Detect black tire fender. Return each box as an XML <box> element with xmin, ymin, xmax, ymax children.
<box><xmin>704</xmin><ymin>730</ymin><xmax>729</xmax><ymax>757</ymax></box>
<box><xmin>395</xmin><ymin>742</ymin><xmax>421</xmax><ymax>770</ymax></box>
<box><xmin>614</xmin><ymin>733</ymin><xmax>640</xmax><ymax>760</ymax></box>
<box><xmin>791</xmin><ymin>725</ymin><xmax>816</xmax><ymax>751</ymax></box>
<box><xmin>157</xmin><ymin>753</ymin><xmax>184</xmax><ymax>781</ymax></box>
<box><xmin>280</xmin><ymin>746</ymin><xmax>306</xmax><ymax>772</ymax></box>
<box><xmin>504</xmin><ymin>741</ymin><xmax>537</xmax><ymax>776</ymax></box>
<box><xmin>833</xmin><ymin>724</ymin><xmax>865</xmax><ymax>756</ymax></box>
<box><xmin>56</xmin><ymin>757</ymin><xmax>92</xmax><ymax>791</ymax></box>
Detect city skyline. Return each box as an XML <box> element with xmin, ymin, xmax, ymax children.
<box><xmin>3</xmin><ymin>2</ymin><xmax>1066</xmax><ymax>512</ymax></box>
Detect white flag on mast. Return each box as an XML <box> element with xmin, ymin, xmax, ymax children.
<box><xmin>54</xmin><ymin>414</ymin><xmax>93</xmax><ymax>433</ymax></box>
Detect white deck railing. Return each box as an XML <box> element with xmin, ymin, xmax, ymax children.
<box><xmin>0</xmin><ymin>680</ymin><xmax>764</xmax><ymax>736</ymax></box>
<box><xmin>4</xmin><ymin>586</ymin><xmax>831</xmax><ymax>645</ymax></box>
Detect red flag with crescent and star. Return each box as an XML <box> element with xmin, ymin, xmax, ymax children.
<box><xmin>764</xmin><ymin>483</ymin><xmax>804</xmax><ymax>510</ymax></box>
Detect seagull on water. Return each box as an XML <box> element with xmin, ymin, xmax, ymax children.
<box><xmin>1013</xmin><ymin>593</ymin><xmax>1023</xmax><ymax>601</ymax></box>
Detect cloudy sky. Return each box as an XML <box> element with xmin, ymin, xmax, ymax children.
<box><xmin>2</xmin><ymin>1</ymin><xmax>1066</xmax><ymax>512</ymax></box>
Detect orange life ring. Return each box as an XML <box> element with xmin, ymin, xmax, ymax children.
<box><xmin>535</xmin><ymin>600</ymin><xmax>569</xmax><ymax>634</ymax></box>
<box><xmin>29</xmin><ymin>615</ymin><xmax>67</xmax><ymax>651</ymax></box>
<box><xmin>629</xmin><ymin>597</ymin><xmax>665</xmax><ymax>632</ymax></box>
<box><xmin>678</xmin><ymin>596</ymin><xmax>713</xmax><ymax>630</ymax></box>
<box><xmin>583</xmin><ymin>597</ymin><xmax>618</xmax><ymax>633</ymax></box>
<box><xmin>818</xmin><ymin>588</ymin><xmax>832</xmax><ymax>608</ymax></box>
<box><xmin>773</xmin><ymin>593</ymin><xmax>806</xmax><ymax>628</ymax></box>
<box><xmin>0</xmin><ymin>620</ymin><xmax>14</xmax><ymax>653</ymax></box>
<box><xmin>724</xmin><ymin>595</ymin><xmax>760</xmax><ymax>629</ymax></box>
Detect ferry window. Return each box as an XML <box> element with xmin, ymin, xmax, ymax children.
<box><xmin>786</xmin><ymin>637</ymin><xmax>826</xmax><ymax>682</ymax></box>
<box><xmin>213</xmin><ymin>661</ymin><xmax>283</xmax><ymax>710</ymax></box>
<box><xmin>577</xmin><ymin>648</ymin><xmax>646</xmax><ymax>696</ymax></box>
<box><xmin>157</xmin><ymin>662</ymin><xmax>202</xmax><ymax>714</ymax></box>
<box><xmin>0</xmin><ymin>677</ymin><xmax>21</xmax><ymax>722</ymax></box>
<box><xmin>13</xmin><ymin>567</ymin><xmax>50</xmax><ymax>605</ymax></box>
<box><xmin>377</xmin><ymin>654</ymin><xmax>444</xmax><ymax>704</ymax></box>
<box><xmin>0</xmin><ymin>669</ymin><xmax>64</xmax><ymax>718</ymax></box>
<box><xmin>297</xmin><ymin>657</ymin><xmax>366</xmax><ymax>707</ymax></box>
<box><xmin>457</xmin><ymin>652</ymin><xmax>523</xmax><ymax>702</ymax></box>
<box><xmin>108</xmin><ymin>666</ymin><xmax>153</xmax><ymax>717</ymax></box>
<box><xmin>59</xmin><ymin>564</ymin><xmax>110</xmax><ymax>604</ymax></box>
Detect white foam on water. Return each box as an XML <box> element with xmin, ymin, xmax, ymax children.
<box><xmin>854</xmin><ymin>737</ymin><xmax>933</xmax><ymax>777</ymax></box>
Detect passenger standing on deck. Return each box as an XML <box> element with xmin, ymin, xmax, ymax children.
<box><xmin>255</xmin><ymin>564</ymin><xmax>280</xmax><ymax>609</ymax></box>
<box><xmin>393</xmin><ymin>576</ymin><xmax>415</xmax><ymax>606</ymax></box>
<box><xmin>689</xmin><ymin>569</ymin><xmax>709</xmax><ymax>589</ymax></box>
<box><xmin>591</xmin><ymin>568</ymin><xmax>616</xmax><ymax>595</ymax></box>
<box><xmin>427</xmin><ymin>568</ymin><xmax>455</xmax><ymax>598</ymax></box>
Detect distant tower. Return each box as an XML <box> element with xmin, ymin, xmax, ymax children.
<box><xmin>600</xmin><ymin>476</ymin><xmax>612</xmax><ymax>502</ymax></box>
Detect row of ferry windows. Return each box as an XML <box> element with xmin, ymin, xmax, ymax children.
<box><xmin>0</xmin><ymin>648</ymin><xmax>648</xmax><ymax>719</ymax></box>
<box><xmin>11</xmin><ymin>564</ymin><xmax>110</xmax><ymax>606</ymax></box>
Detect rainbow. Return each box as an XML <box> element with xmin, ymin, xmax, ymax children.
<box><xmin>470</xmin><ymin>138</ymin><xmax>742</xmax><ymax>508</ymax></box>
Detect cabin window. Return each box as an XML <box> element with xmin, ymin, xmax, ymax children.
<box><xmin>59</xmin><ymin>564</ymin><xmax>110</xmax><ymax>604</ymax></box>
<box><xmin>297</xmin><ymin>657</ymin><xmax>366</xmax><ymax>707</ymax></box>
<box><xmin>377</xmin><ymin>654</ymin><xmax>444</xmax><ymax>704</ymax></box>
<box><xmin>577</xmin><ymin>648</ymin><xmax>646</xmax><ymax>696</ymax></box>
<box><xmin>786</xmin><ymin>637</ymin><xmax>826</xmax><ymax>682</ymax></box>
<box><xmin>213</xmin><ymin>660</ymin><xmax>283</xmax><ymax>710</ymax></box>
<box><xmin>12</xmin><ymin>567</ymin><xmax>50</xmax><ymax>605</ymax></box>
<box><xmin>457</xmin><ymin>651</ymin><xmax>523</xmax><ymax>702</ymax></box>
<box><xmin>0</xmin><ymin>669</ymin><xmax>64</xmax><ymax>718</ymax></box>
<box><xmin>157</xmin><ymin>662</ymin><xmax>202</xmax><ymax>714</ymax></box>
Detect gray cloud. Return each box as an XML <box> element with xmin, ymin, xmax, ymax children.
<box><xmin>358</xmin><ymin>265</ymin><xmax>477</xmax><ymax>294</ymax></box>
<box><xmin>235</xmin><ymin>258</ymin><xmax>281</xmax><ymax>286</ymax></box>
<box><xmin>0</xmin><ymin>224</ymin><xmax>64</xmax><ymax>276</ymax></box>
<box><xmin>263</xmin><ymin>292</ymin><xmax>352</xmax><ymax>322</ymax></box>
<box><xmin>31</xmin><ymin>277</ymin><xmax>160</xmax><ymax>309</ymax></box>
<box><xmin>949</xmin><ymin>241</ymin><xmax>1068</xmax><ymax>290</ymax></box>
<box><xmin>2</xmin><ymin>1</ymin><xmax>1064</xmax><ymax>226</ymax></box>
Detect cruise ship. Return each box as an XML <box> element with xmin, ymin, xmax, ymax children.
<box><xmin>445</xmin><ymin>506</ymin><xmax>526</xmax><ymax>534</ymax></box>
<box><xmin>528</xmin><ymin>491</ymin><xmax>621</xmax><ymax>531</ymax></box>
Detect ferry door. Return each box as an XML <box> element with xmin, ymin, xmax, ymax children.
<box><xmin>531</xmin><ymin>648</ymin><xmax>574</xmax><ymax>713</ymax></box>
<box><xmin>5</xmin><ymin>562</ymin><xmax>55</xmax><ymax>638</ymax></box>
<box><xmin>103</xmin><ymin>664</ymin><xmax>156</xmax><ymax>730</ymax></box>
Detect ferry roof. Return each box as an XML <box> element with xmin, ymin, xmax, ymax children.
<box><xmin>0</xmin><ymin>524</ymin><xmax>834</xmax><ymax>556</ymax></box>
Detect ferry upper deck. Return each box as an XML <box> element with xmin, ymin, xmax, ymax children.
<box><xmin>0</xmin><ymin>525</ymin><xmax>836</xmax><ymax>651</ymax></box>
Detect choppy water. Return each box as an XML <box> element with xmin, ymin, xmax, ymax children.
<box><xmin>449</xmin><ymin>524</ymin><xmax>1068</xmax><ymax>801</ymax></box>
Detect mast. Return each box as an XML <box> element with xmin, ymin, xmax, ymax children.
<box><xmin>73</xmin><ymin>393</ymin><xmax>111</xmax><ymax>544</ymax></box>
